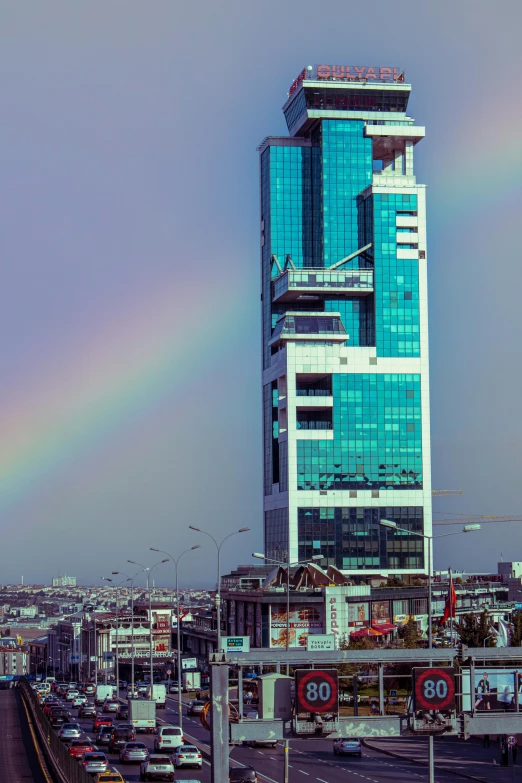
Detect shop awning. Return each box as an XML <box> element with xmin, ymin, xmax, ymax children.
<box><xmin>350</xmin><ymin>627</ymin><xmax>382</xmax><ymax>638</ymax></box>
<box><xmin>372</xmin><ymin>623</ymin><xmax>396</xmax><ymax>634</ymax></box>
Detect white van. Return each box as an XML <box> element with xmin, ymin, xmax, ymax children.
<box><xmin>146</xmin><ymin>683</ymin><xmax>166</xmax><ymax>708</ymax></box>
<box><xmin>154</xmin><ymin>725</ymin><xmax>184</xmax><ymax>752</ymax></box>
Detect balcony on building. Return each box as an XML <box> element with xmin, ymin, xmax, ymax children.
<box><xmin>269</xmin><ymin>312</ymin><xmax>348</xmax><ymax>350</ymax></box>
<box><xmin>367</xmin><ymin>123</ymin><xmax>425</xmax><ymax>187</ymax></box>
<box><xmin>272</xmin><ymin>268</ymin><xmax>373</xmax><ymax>304</ymax></box>
<box><xmin>296</xmin><ymin>373</ymin><xmax>333</xmax><ymax>398</ymax></box>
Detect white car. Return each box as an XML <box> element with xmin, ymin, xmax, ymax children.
<box><xmin>72</xmin><ymin>695</ymin><xmax>88</xmax><ymax>708</ymax></box>
<box><xmin>154</xmin><ymin>725</ymin><xmax>184</xmax><ymax>753</ymax></box>
<box><xmin>168</xmin><ymin>682</ymin><xmax>179</xmax><ymax>694</ymax></box>
<box><xmin>173</xmin><ymin>745</ymin><xmax>202</xmax><ymax>769</ymax></box>
<box><xmin>140</xmin><ymin>755</ymin><xmax>175</xmax><ymax>781</ymax></box>
<box><xmin>58</xmin><ymin>723</ymin><xmax>82</xmax><ymax>741</ymax></box>
<box><xmin>65</xmin><ymin>690</ymin><xmax>80</xmax><ymax>702</ymax></box>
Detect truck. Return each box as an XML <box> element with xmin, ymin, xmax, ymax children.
<box><xmin>95</xmin><ymin>684</ymin><xmax>115</xmax><ymax>705</ymax></box>
<box><xmin>128</xmin><ymin>698</ymin><xmax>156</xmax><ymax>733</ymax></box>
<box><xmin>182</xmin><ymin>671</ymin><xmax>201</xmax><ymax>692</ymax></box>
<box><xmin>146</xmin><ymin>683</ymin><xmax>166</xmax><ymax>708</ymax></box>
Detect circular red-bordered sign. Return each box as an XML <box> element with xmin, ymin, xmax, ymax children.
<box><xmin>295</xmin><ymin>669</ymin><xmax>338</xmax><ymax>713</ymax></box>
<box><xmin>414</xmin><ymin>667</ymin><xmax>455</xmax><ymax>711</ymax></box>
<box><xmin>507</xmin><ymin>736</ymin><xmax>517</xmax><ymax>747</ymax></box>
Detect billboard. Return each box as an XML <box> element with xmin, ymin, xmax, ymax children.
<box><xmin>347</xmin><ymin>602</ymin><xmax>370</xmax><ymax>627</ymax></box>
<box><xmin>371</xmin><ymin>601</ymin><xmax>391</xmax><ymax>625</ymax></box>
<box><xmin>462</xmin><ymin>668</ymin><xmax>520</xmax><ymax>712</ymax></box>
<box><xmin>269</xmin><ymin>604</ymin><xmax>322</xmax><ymax>648</ymax></box>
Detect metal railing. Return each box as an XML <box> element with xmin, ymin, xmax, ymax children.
<box><xmin>19</xmin><ymin>678</ymin><xmax>94</xmax><ymax>783</ymax></box>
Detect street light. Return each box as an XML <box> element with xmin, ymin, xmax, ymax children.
<box><xmin>188</xmin><ymin>526</ymin><xmax>250</xmax><ymax>652</ymax></box>
<box><xmin>150</xmin><ymin>545</ymin><xmax>201</xmax><ymax>731</ymax></box>
<box><xmin>128</xmin><ymin>559</ymin><xmax>169</xmax><ymax>699</ymax></box>
<box><xmin>379</xmin><ymin>519</ymin><xmax>481</xmax><ymax>783</ymax></box>
<box><xmin>102</xmin><ymin>576</ymin><xmax>131</xmax><ymax>695</ymax></box>
<box><xmin>112</xmin><ymin>569</ymin><xmax>148</xmax><ymax>697</ymax></box>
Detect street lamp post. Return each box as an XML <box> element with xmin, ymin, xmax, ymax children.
<box><xmin>112</xmin><ymin>569</ymin><xmax>147</xmax><ymax>698</ymax></box>
<box><xmin>188</xmin><ymin>526</ymin><xmax>250</xmax><ymax>652</ymax></box>
<box><xmin>102</xmin><ymin>576</ymin><xmax>131</xmax><ymax>696</ymax></box>
<box><xmin>128</xmin><ymin>559</ymin><xmax>169</xmax><ymax>700</ymax></box>
<box><xmin>253</xmin><ymin>552</ymin><xmax>322</xmax><ymax>783</ymax></box>
<box><xmin>379</xmin><ymin>520</ymin><xmax>481</xmax><ymax>783</ymax></box>
<box><xmin>150</xmin><ymin>546</ymin><xmax>201</xmax><ymax>732</ymax></box>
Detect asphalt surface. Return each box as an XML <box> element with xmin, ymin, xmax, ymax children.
<box><xmin>0</xmin><ymin>687</ymin><xmax>50</xmax><ymax>783</ymax></box>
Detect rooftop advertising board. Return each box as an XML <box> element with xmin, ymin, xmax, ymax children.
<box><xmin>289</xmin><ymin>65</ymin><xmax>405</xmax><ymax>95</ymax></box>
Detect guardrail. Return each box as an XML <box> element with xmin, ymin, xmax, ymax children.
<box><xmin>19</xmin><ymin>678</ymin><xmax>94</xmax><ymax>783</ymax></box>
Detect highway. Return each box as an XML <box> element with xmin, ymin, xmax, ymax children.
<box><xmin>0</xmin><ymin>687</ymin><xmax>50</xmax><ymax>783</ymax></box>
<box><xmin>43</xmin><ymin>689</ymin><xmax>499</xmax><ymax>783</ymax></box>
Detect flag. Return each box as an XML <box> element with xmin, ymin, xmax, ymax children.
<box><xmin>439</xmin><ymin>573</ymin><xmax>457</xmax><ymax>626</ymax></box>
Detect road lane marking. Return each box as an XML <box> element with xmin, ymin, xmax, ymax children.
<box><xmin>298</xmin><ymin>771</ymin><xmax>309</xmax><ymax>776</ymax></box>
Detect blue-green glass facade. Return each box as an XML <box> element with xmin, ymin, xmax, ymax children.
<box><xmin>296</xmin><ymin>374</ymin><xmax>422</xmax><ymax>490</ymax></box>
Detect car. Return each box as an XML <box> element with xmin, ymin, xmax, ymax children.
<box><xmin>58</xmin><ymin>723</ymin><xmax>82</xmax><ymax>741</ymax></box>
<box><xmin>104</xmin><ymin>700</ymin><xmax>120</xmax><ymax>713</ymax></box>
<box><xmin>116</xmin><ymin>707</ymin><xmax>128</xmax><ymax>720</ymax></box>
<box><xmin>49</xmin><ymin>709</ymin><xmax>72</xmax><ymax>727</ymax></box>
<box><xmin>72</xmin><ymin>695</ymin><xmax>88</xmax><ymax>708</ymax></box>
<box><xmin>96</xmin><ymin>727</ymin><xmax>114</xmax><ymax>745</ymax></box>
<box><xmin>119</xmin><ymin>742</ymin><xmax>150</xmax><ymax>764</ymax></box>
<box><xmin>84</xmin><ymin>684</ymin><xmax>96</xmax><ymax>696</ymax></box>
<box><xmin>168</xmin><ymin>682</ymin><xmax>179</xmax><ymax>694</ymax></box>
<box><xmin>94</xmin><ymin>770</ymin><xmax>125</xmax><ymax>783</ymax></box>
<box><xmin>333</xmin><ymin>738</ymin><xmax>362</xmax><ymax>757</ymax></box>
<box><xmin>79</xmin><ymin>704</ymin><xmax>97</xmax><ymax>718</ymax></box>
<box><xmin>69</xmin><ymin>740</ymin><xmax>96</xmax><ymax>759</ymax></box>
<box><xmin>81</xmin><ymin>753</ymin><xmax>109</xmax><ymax>775</ymax></box>
<box><xmin>43</xmin><ymin>701</ymin><xmax>61</xmax><ymax>716</ymax></box>
<box><xmin>136</xmin><ymin>683</ymin><xmax>148</xmax><ymax>695</ymax></box>
<box><xmin>173</xmin><ymin>745</ymin><xmax>202</xmax><ymax>769</ymax></box>
<box><xmin>108</xmin><ymin>728</ymin><xmax>135</xmax><ymax>753</ymax></box>
<box><xmin>140</xmin><ymin>754</ymin><xmax>175</xmax><ymax>781</ymax></box>
<box><xmin>187</xmin><ymin>699</ymin><xmax>205</xmax><ymax>716</ymax></box>
<box><xmin>229</xmin><ymin>766</ymin><xmax>258</xmax><ymax>782</ymax></box>
<box><xmin>65</xmin><ymin>690</ymin><xmax>80</xmax><ymax>702</ymax></box>
<box><xmin>154</xmin><ymin>725</ymin><xmax>184</xmax><ymax>752</ymax></box>
<box><xmin>93</xmin><ymin>716</ymin><xmax>114</xmax><ymax>732</ymax></box>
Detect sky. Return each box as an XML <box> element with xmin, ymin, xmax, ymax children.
<box><xmin>1</xmin><ymin>0</ymin><xmax>521</xmax><ymax>588</ymax></box>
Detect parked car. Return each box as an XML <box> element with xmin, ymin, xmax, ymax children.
<box><xmin>58</xmin><ymin>723</ymin><xmax>82</xmax><ymax>741</ymax></box>
<box><xmin>119</xmin><ymin>742</ymin><xmax>150</xmax><ymax>764</ymax></box>
<box><xmin>153</xmin><ymin>725</ymin><xmax>184</xmax><ymax>753</ymax></box>
<box><xmin>69</xmin><ymin>740</ymin><xmax>96</xmax><ymax>760</ymax></box>
<box><xmin>108</xmin><ymin>728</ymin><xmax>135</xmax><ymax>753</ymax></box>
<box><xmin>333</xmin><ymin>738</ymin><xmax>362</xmax><ymax>757</ymax></box>
<box><xmin>139</xmin><ymin>755</ymin><xmax>175</xmax><ymax>781</ymax></box>
<box><xmin>187</xmin><ymin>699</ymin><xmax>205</xmax><ymax>716</ymax></box>
<box><xmin>79</xmin><ymin>704</ymin><xmax>97</xmax><ymax>718</ymax></box>
<box><xmin>82</xmin><ymin>753</ymin><xmax>109</xmax><ymax>775</ymax></box>
<box><xmin>96</xmin><ymin>727</ymin><xmax>114</xmax><ymax>746</ymax></box>
<box><xmin>173</xmin><ymin>745</ymin><xmax>202</xmax><ymax>769</ymax></box>
<box><xmin>229</xmin><ymin>766</ymin><xmax>258</xmax><ymax>782</ymax></box>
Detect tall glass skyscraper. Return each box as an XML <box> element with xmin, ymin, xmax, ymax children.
<box><xmin>260</xmin><ymin>65</ymin><xmax>431</xmax><ymax>576</ymax></box>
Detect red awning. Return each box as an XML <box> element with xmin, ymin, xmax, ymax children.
<box><xmin>372</xmin><ymin>623</ymin><xmax>396</xmax><ymax>634</ymax></box>
<box><xmin>350</xmin><ymin>627</ymin><xmax>382</xmax><ymax>638</ymax></box>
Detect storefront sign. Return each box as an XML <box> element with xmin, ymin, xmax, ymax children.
<box><xmin>347</xmin><ymin>602</ymin><xmax>370</xmax><ymax>627</ymax></box>
<box><xmin>269</xmin><ymin>604</ymin><xmax>322</xmax><ymax>648</ymax></box>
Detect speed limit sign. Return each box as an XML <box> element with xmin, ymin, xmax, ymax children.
<box><xmin>295</xmin><ymin>669</ymin><xmax>338</xmax><ymax>714</ymax></box>
<box><xmin>413</xmin><ymin>667</ymin><xmax>455</xmax><ymax>712</ymax></box>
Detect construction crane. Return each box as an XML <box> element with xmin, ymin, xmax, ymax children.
<box><xmin>432</xmin><ymin>490</ymin><xmax>463</xmax><ymax>496</ymax></box>
<box><xmin>433</xmin><ymin>515</ymin><xmax>522</xmax><ymax>526</ymax></box>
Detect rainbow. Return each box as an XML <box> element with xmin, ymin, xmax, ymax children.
<box><xmin>0</xmin><ymin>272</ymin><xmax>253</xmax><ymax>513</ymax></box>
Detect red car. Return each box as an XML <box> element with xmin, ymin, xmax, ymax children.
<box><xmin>69</xmin><ymin>740</ymin><xmax>95</xmax><ymax>759</ymax></box>
<box><xmin>93</xmin><ymin>715</ymin><xmax>114</xmax><ymax>732</ymax></box>
<box><xmin>43</xmin><ymin>701</ymin><xmax>61</xmax><ymax>717</ymax></box>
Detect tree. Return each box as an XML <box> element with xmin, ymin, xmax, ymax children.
<box><xmin>454</xmin><ymin>610</ymin><xmax>496</xmax><ymax>647</ymax></box>
<box><xmin>397</xmin><ymin>618</ymin><xmax>421</xmax><ymax>649</ymax></box>
<box><xmin>386</xmin><ymin>576</ymin><xmax>406</xmax><ymax>588</ymax></box>
<box><xmin>454</xmin><ymin>577</ymin><xmax>463</xmax><ymax>585</ymax></box>
<box><xmin>511</xmin><ymin>611</ymin><xmax>522</xmax><ymax>647</ymax></box>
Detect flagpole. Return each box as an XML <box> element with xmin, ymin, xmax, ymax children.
<box><xmin>449</xmin><ymin>567</ymin><xmax>453</xmax><ymax>642</ymax></box>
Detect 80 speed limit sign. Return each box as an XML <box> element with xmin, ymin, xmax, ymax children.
<box><xmin>413</xmin><ymin>667</ymin><xmax>455</xmax><ymax>711</ymax></box>
<box><xmin>295</xmin><ymin>669</ymin><xmax>339</xmax><ymax>714</ymax></box>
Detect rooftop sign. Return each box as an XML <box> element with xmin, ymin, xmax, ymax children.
<box><xmin>289</xmin><ymin>65</ymin><xmax>405</xmax><ymax>96</ymax></box>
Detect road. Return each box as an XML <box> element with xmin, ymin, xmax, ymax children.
<box><xmin>0</xmin><ymin>687</ymin><xmax>50</xmax><ymax>783</ymax></box>
<box><xmin>48</xmin><ymin>689</ymin><xmax>503</xmax><ymax>783</ymax></box>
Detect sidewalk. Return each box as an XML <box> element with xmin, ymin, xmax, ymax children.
<box><xmin>364</xmin><ymin>735</ymin><xmax>521</xmax><ymax>783</ymax></box>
